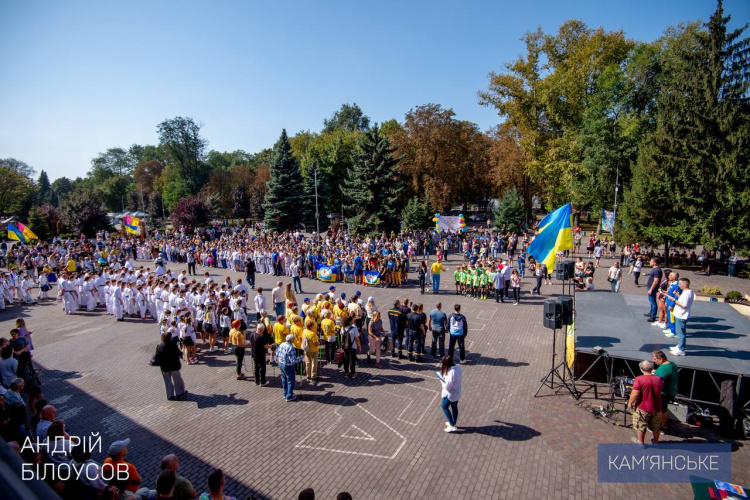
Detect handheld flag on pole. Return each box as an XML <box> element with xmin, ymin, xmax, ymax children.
<box><xmin>123</xmin><ymin>215</ymin><xmax>140</xmax><ymax>235</ymax></box>
<box><xmin>16</xmin><ymin>222</ymin><xmax>38</xmax><ymax>240</ymax></box>
<box><xmin>7</xmin><ymin>223</ymin><xmax>28</xmax><ymax>243</ymax></box>
<box><xmin>527</xmin><ymin>202</ymin><xmax>573</xmax><ymax>271</ymax></box>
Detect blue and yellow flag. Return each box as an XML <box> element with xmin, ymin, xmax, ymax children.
<box><xmin>124</xmin><ymin>215</ymin><xmax>140</xmax><ymax>235</ymax></box>
<box><xmin>363</xmin><ymin>270</ymin><xmax>381</xmax><ymax>286</ymax></box>
<box><xmin>527</xmin><ymin>203</ymin><xmax>573</xmax><ymax>271</ymax></box>
<box><xmin>7</xmin><ymin>223</ymin><xmax>27</xmax><ymax>243</ymax></box>
<box><xmin>315</xmin><ymin>262</ymin><xmax>339</xmax><ymax>282</ymax></box>
<box><xmin>17</xmin><ymin>222</ymin><xmax>38</xmax><ymax>240</ymax></box>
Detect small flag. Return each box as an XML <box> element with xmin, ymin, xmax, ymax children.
<box><xmin>7</xmin><ymin>223</ymin><xmax>27</xmax><ymax>243</ymax></box>
<box><xmin>16</xmin><ymin>222</ymin><xmax>38</xmax><ymax>240</ymax></box>
<box><xmin>124</xmin><ymin>215</ymin><xmax>140</xmax><ymax>235</ymax></box>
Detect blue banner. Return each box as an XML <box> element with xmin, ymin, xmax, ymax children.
<box><xmin>598</xmin><ymin>443</ymin><xmax>731</xmax><ymax>483</ymax></box>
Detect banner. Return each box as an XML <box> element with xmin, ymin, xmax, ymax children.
<box><xmin>566</xmin><ymin>319</ymin><xmax>576</xmax><ymax>369</ymax></box>
<box><xmin>437</xmin><ymin>216</ymin><xmax>462</xmax><ymax>233</ymax></box>
<box><xmin>363</xmin><ymin>270</ymin><xmax>381</xmax><ymax>286</ymax></box>
<box><xmin>316</xmin><ymin>262</ymin><xmax>340</xmax><ymax>282</ymax></box>
<box><xmin>601</xmin><ymin>209</ymin><xmax>615</xmax><ymax>233</ymax></box>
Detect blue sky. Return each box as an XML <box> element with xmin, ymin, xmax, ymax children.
<box><xmin>1</xmin><ymin>0</ymin><xmax>747</xmax><ymax>181</ymax></box>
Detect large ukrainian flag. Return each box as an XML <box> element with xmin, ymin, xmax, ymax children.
<box><xmin>527</xmin><ymin>202</ymin><xmax>573</xmax><ymax>271</ymax></box>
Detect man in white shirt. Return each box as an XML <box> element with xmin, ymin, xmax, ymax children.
<box><xmin>271</xmin><ymin>281</ymin><xmax>285</xmax><ymax>319</ymax></box>
<box><xmin>234</xmin><ymin>278</ymin><xmax>250</xmax><ymax>297</ymax></box>
<box><xmin>670</xmin><ymin>278</ymin><xmax>694</xmax><ymax>356</ymax></box>
<box><xmin>290</xmin><ymin>262</ymin><xmax>303</xmax><ymax>294</ymax></box>
<box><xmin>254</xmin><ymin>288</ymin><xmax>267</xmax><ymax>322</ymax></box>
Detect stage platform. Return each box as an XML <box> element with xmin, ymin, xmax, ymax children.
<box><xmin>575</xmin><ymin>291</ymin><xmax>750</xmax><ymax>376</ymax></box>
<box><xmin>573</xmin><ymin>291</ymin><xmax>750</xmax><ymax>408</ymax></box>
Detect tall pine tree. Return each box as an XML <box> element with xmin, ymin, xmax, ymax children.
<box><xmin>264</xmin><ymin>129</ymin><xmax>302</xmax><ymax>232</ymax></box>
<box><xmin>37</xmin><ymin>170</ymin><xmax>53</xmax><ymax>205</ymax></box>
<box><xmin>622</xmin><ymin>1</ymin><xmax>750</xmax><ymax>254</ymax></box>
<box><xmin>341</xmin><ymin>125</ymin><xmax>403</xmax><ymax>235</ymax></box>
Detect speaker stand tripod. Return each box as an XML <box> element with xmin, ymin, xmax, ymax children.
<box><xmin>534</xmin><ymin>326</ymin><xmax>580</xmax><ymax>399</ymax></box>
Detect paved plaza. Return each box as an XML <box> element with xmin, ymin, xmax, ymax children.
<box><xmin>3</xmin><ymin>254</ymin><xmax>749</xmax><ymax>499</ymax></box>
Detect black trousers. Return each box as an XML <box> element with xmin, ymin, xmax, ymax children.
<box><xmin>246</xmin><ymin>273</ymin><xmax>255</xmax><ymax>288</ymax></box>
<box><xmin>494</xmin><ymin>288</ymin><xmax>505</xmax><ymax>303</ymax></box>
<box><xmin>253</xmin><ymin>357</ymin><xmax>266</xmax><ymax>384</ymax></box>
<box><xmin>419</xmin><ymin>277</ymin><xmax>425</xmax><ymax>294</ymax></box>
<box><xmin>343</xmin><ymin>347</ymin><xmax>357</xmax><ymax>374</ymax></box>
<box><xmin>532</xmin><ymin>276</ymin><xmax>543</xmax><ymax>294</ymax></box>
<box><xmin>187</xmin><ymin>262</ymin><xmax>196</xmax><ymax>275</ymax></box>
<box><xmin>234</xmin><ymin>347</ymin><xmax>245</xmax><ymax>375</ymax></box>
<box><xmin>326</xmin><ymin>340</ymin><xmax>337</xmax><ymax>363</ymax></box>
<box><xmin>448</xmin><ymin>335</ymin><xmax>465</xmax><ymax>361</ymax></box>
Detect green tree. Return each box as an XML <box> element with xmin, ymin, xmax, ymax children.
<box><xmin>0</xmin><ymin>166</ymin><xmax>34</xmax><ymax>216</ymax></box>
<box><xmin>493</xmin><ymin>187</ymin><xmax>525</xmax><ymax>232</ymax></box>
<box><xmin>50</xmin><ymin>177</ymin><xmax>73</xmax><ymax>205</ymax></box>
<box><xmin>232</xmin><ymin>185</ymin><xmax>250</xmax><ymax>222</ymax></box>
<box><xmin>341</xmin><ymin>125</ymin><xmax>403</xmax><ymax>234</ymax></box>
<box><xmin>37</xmin><ymin>170</ymin><xmax>53</xmax><ymax>205</ymax></box>
<box><xmin>322</xmin><ymin>103</ymin><xmax>370</xmax><ymax>133</ymax></box>
<box><xmin>157</xmin><ymin>116</ymin><xmax>209</xmax><ymax>194</ymax></box>
<box><xmin>264</xmin><ymin>129</ymin><xmax>302</xmax><ymax>232</ymax></box>
<box><xmin>59</xmin><ymin>189</ymin><xmax>110</xmax><ymax>237</ymax></box>
<box><xmin>401</xmin><ymin>195</ymin><xmax>433</xmax><ymax>230</ymax></box>
<box><xmin>0</xmin><ymin>158</ymin><xmax>35</xmax><ymax>178</ymax></box>
<box><xmin>623</xmin><ymin>3</ymin><xmax>750</xmax><ymax>254</ymax></box>
<box><xmin>27</xmin><ymin>206</ymin><xmax>51</xmax><ymax>242</ymax></box>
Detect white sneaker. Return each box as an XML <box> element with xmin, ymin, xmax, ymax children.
<box><xmin>670</xmin><ymin>349</ymin><xmax>686</xmax><ymax>356</ymax></box>
<box><xmin>444</xmin><ymin>426</ymin><xmax>457</xmax><ymax>433</ymax></box>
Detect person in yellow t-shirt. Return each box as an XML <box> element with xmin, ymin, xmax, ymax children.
<box><xmin>66</xmin><ymin>258</ymin><xmax>77</xmax><ymax>273</ymax></box>
<box><xmin>229</xmin><ymin>320</ymin><xmax>251</xmax><ymax>380</ymax></box>
<box><xmin>273</xmin><ymin>315</ymin><xmax>290</xmax><ymax>345</ymax></box>
<box><xmin>321</xmin><ymin>310</ymin><xmax>337</xmax><ymax>365</ymax></box>
<box><xmin>302</xmin><ymin>318</ymin><xmax>320</xmax><ymax>380</ymax></box>
<box><xmin>290</xmin><ymin>315</ymin><xmax>305</xmax><ymax>375</ymax></box>
<box><xmin>430</xmin><ymin>261</ymin><xmax>446</xmax><ymax>294</ymax></box>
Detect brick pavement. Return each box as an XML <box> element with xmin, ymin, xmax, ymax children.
<box><xmin>1</xmin><ymin>252</ymin><xmax>748</xmax><ymax>499</ymax></box>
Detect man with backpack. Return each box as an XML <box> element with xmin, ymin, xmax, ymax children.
<box><xmin>448</xmin><ymin>304</ymin><xmax>468</xmax><ymax>363</ymax></box>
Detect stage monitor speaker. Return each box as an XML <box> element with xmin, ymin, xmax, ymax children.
<box><xmin>558</xmin><ymin>296</ymin><xmax>573</xmax><ymax>325</ymax></box>
<box><xmin>543</xmin><ymin>299</ymin><xmax>562</xmax><ymax>329</ymax></box>
<box><xmin>555</xmin><ymin>260</ymin><xmax>574</xmax><ymax>280</ymax></box>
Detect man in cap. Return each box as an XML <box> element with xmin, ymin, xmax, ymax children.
<box><xmin>102</xmin><ymin>438</ymin><xmax>141</xmax><ymax>493</ymax></box>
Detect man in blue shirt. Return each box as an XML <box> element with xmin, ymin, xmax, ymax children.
<box><xmin>429</xmin><ymin>303</ymin><xmax>448</xmax><ymax>357</ymax></box>
<box><xmin>276</xmin><ymin>334</ymin><xmax>303</xmax><ymax>401</ymax></box>
<box><xmin>353</xmin><ymin>255</ymin><xmax>364</xmax><ymax>285</ymax></box>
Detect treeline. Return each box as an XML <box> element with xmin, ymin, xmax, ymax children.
<box><xmin>1</xmin><ymin>2</ymin><xmax>748</xmax><ymax>250</ymax></box>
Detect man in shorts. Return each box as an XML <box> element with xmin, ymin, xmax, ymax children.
<box><xmin>628</xmin><ymin>360</ymin><xmax>664</xmax><ymax>445</ymax></box>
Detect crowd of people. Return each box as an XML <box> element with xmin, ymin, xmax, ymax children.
<box><xmin>0</xmin><ymin>220</ymin><xmax>729</xmax><ymax>498</ymax></box>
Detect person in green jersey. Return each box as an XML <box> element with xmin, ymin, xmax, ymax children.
<box><xmin>454</xmin><ymin>267</ymin><xmax>461</xmax><ymax>295</ymax></box>
<box><xmin>652</xmin><ymin>350</ymin><xmax>679</xmax><ymax>429</ymax></box>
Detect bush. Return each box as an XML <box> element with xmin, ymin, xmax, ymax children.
<box><xmin>726</xmin><ymin>291</ymin><xmax>744</xmax><ymax>301</ymax></box>
<box><xmin>700</xmin><ymin>285</ymin><xmax>722</xmax><ymax>295</ymax></box>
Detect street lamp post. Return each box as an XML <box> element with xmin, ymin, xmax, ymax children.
<box><xmin>313</xmin><ymin>162</ymin><xmax>320</xmax><ymax>240</ymax></box>
<box><xmin>612</xmin><ymin>165</ymin><xmax>620</xmax><ymax>237</ymax></box>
